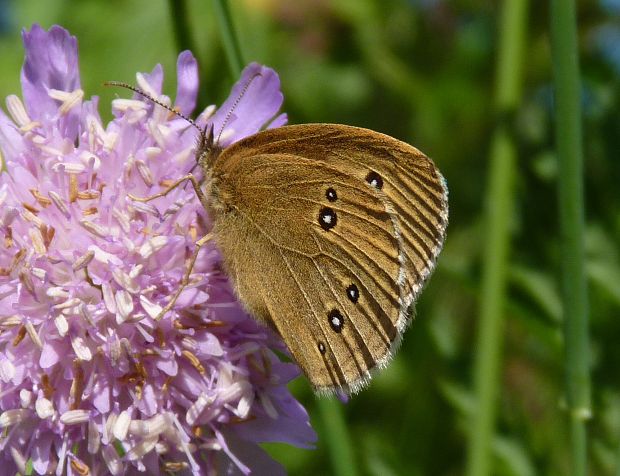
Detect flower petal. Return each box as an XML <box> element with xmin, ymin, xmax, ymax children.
<box><xmin>215</xmin><ymin>429</ymin><xmax>286</xmax><ymax>476</ymax></box>
<box><xmin>21</xmin><ymin>24</ymin><xmax>81</xmax><ymax>136</ymax></box>
<box><xmin>31</xmin><ymin>431</ymin><xmax>53</xmax><ymax>475</ymax></box>
<box><xmin>39</xmin><ymin>342</ymin><xmax>62</xmax><ymax>369</ymax></box>
<box><xmin>175</xmin><ymin>50</ymin><xmax>199</xmax><ymax>116</ymax></box>
<box><xmin>137</xmin><ymin>64</ymin><xmax>164</xmax><ymax>97</ymax></box>
<box><xmin>209</xmin><ymin>63</ymin><xmax>284</xmax><ymax>146</ymax></box>
<box><xmin>0</xmin><ymin>108</ymin><xmax>25</xmax><ymax>165</ymax></box>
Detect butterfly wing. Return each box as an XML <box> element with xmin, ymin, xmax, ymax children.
<box><xmin>208</xmin><ymin>124</ymin><xmax>448</xmax><ymax>393</ymax></box>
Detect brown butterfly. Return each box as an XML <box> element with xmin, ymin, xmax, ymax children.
<box><xmin>114</xmin><ymin>85</ymin><xmax>448</xmax><ymax>395</ymax></box>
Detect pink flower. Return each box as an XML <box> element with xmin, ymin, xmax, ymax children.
<box><xmin>0</xmin><ymin>24</ymin><xmax>315</xmax><ymax>475</ymax></box>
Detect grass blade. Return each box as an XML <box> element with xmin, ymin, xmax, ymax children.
<box><xmin>465</xmin><ymin>1</ymin><xmax>529</xmax><ymax>475</ymax></box>
<box><xmin>211</xmin><ymin>0</ymin><xmax>244</xmax><ymax>77</ymax></box>
<box><xmin>550</xmin><ymin>1</ymin><xmax>591</xmax><ymax>474</ymax></box>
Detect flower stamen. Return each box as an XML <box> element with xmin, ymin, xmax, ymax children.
<box><xmin>82</xmin><ymin>206</ymin><xmax>98</xmax><ymax>216</ymax></box>
<box><xmin>60</xmin><ymin>409</ymin><xmax>90</xmax><ymax>425</ymax></box>
<box><xmin>41</xmin><ymin>373</ymin><xmax>54</xmax><ymax>398</ymax></box>
<box><xmin>8</xmin><ymin>248</ymin><xmax>26</xmax><ymax>276</ymax></box>
<box><xmin>19</xmin><ymin>269</ymin><xmax>35</xmax><ymax>295</ymax></box>
<box><xmin>42</xmin><ymin>224</ymin><xmax>55</xmax><ymax>248</ymax></box>
<box><xmin>88</xmin><ymin>420</ymin><xmax>100</xmax><ymax>454</ymax></box>
<box><xmin>29</xmin><ymin>227</ymin><xmax>46</xmax><ymax>254</ymax></box>
<box><xmin>35</xmin><ymin>397</ymin><xmax>54</xmax><ymax>419</ymax></box>
<box><xmin>70</xmin><ymin>363</ymin><xmax>85</xmax><ymax>409</ymax></box>
<box><xmin>49</xmin><ymin>88</ymin><xmax>84</xmax><ymax>115</ymax></box>
<box><xmin>25</xmin><ymin>321</ymin><xmax>42</xmax><ymax>349</ymax></box>
<box><xmin>0</xmin><ymin>315</ymin><xmax>21</xmax><ymax>329</ymax></box>
<box><xmin>12</xmin><ymin>325</ymin><xmax>26</xmax><ymax>346</ymax></box>
<box><xmin>0</xmin><ymin>408</ymin><xmax>31</xmax><ymax>427</ymax></box>
<box><xmin>135</xmin><ymin>160</ymin><xmax>154</xmax><ymax>186</ymax></box>
<box><xmin>69</xmin><ymin>174</ymin><xmax>79</xmax><ymax>202</ymax></box>
<box><xmin>48</xmin><ymin>190</ymin><xmax>71</xmax><ymax>218</ymax></box>
<box><xmin>29</xmin><ymin>189</ymin><xmax>52</xmax><ymax>207</ymax></box>
<box><xmin>182</xmin><ymin>350</ymin><xmax>205</xmax><ymax>374</ymax></box>
<box><xmin>126</xmin><ymin>436</ymin><xmax>159</xmax><ymax>461</ymax></box>
<box><xmin>72</xmin><ymin>250</ymin><xmax>95</xmax><ymax>271</ymax></box>
<box><xmin>4</xmin><ymin>226</ymin><xmax>13</xmax><ymax>248</ymax></box>
<box><xmin>21</xmin><ymin>208</ymin><xmax>44</xmax><ymax>228</ymax></box>
<box><xmin>164</xmin><ymin>461</ymin><xmax>189</xmax><ymax>472</ymax></box>
<box><xmin>112</xmin><ymin>410</ymin><xmax>131</xmax><ymax>440</ymax></box>
<box><xmin>6</xmin><ymin>95</ymin><xmax>40</xmax><ymax>131</ymax></box>
<box><xmin>70</xmin><ymin>457</ymin><xmax>90</xmax><ymax>476</ymax></box>
<box><xmin>77</xmin><ymin>190</ymin><xmax>101</xmax><ymax>201</ymax></box>
<box><xmin>55</xmin><ymin>315</ymin><xmax>69</xmax><ymax>336</ymax></box>
<box><xmin>79</xmin><ymin>219</ymin><xmax>109</xmax><ymax>238</ymax></box>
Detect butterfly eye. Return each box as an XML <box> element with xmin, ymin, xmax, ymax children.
<box><xmin>318</xmin><ymin>342</ymin><xmax>326</xmax><ymax>354</ymax></box>
<box><xmin>325</xmin><ymin>187</ymin><xmax>338</xmax><ymax>202</ymax></box>
<box><xmin>366</xmin><ymin>171</ymin><xmax>383</xmax><ymax>189</ymax></box>
<box><xmin>328</xmin><ymin>309</ymin><xmax>344</xmax><ymax>333</ymax></box>
<box><xmin>346</xmin><ymin>284</ymin><xmax>359</xmax><ymax>303</ymax></box>
<box><xmin>319</xmin><ymin>207</ymin><xmax>337</xmax><ymax>230</ymax></box>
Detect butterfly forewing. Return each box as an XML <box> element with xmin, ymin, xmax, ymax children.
<box><xmin>208</xmin><ymin>124</ymin><xmax>448</xmax><ymax>393</ymax></box>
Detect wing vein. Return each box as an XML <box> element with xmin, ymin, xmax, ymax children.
<box><xmin>311</xmin><ymin>258</ymin><xmax>381</xmax><ymax>374</ymax></box>
<box><xmin>311</xmin><ymin>234</ymin><xmax>395</xmax><ymax>344</ymax></box>
<box><xmin>277</xmin><ymin>246</ymin><xmax>350</xmax><ymax>388</ymax></box>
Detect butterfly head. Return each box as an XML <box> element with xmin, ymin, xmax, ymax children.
<box><xmin>195</xmin><ymin>122</ymin><xmax>222</xmax><ymax>175</ymax></box>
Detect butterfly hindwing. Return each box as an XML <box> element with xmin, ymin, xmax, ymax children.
<box><xmin>208</xmin><ymin>124</ymin><xmax>448</xmax><ymax>393</ymax></box>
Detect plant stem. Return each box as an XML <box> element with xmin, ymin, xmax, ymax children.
<box><xmin>550</xmin><ymin>1</ymin><xmax>591</xmax><ymax>475</ymax></box>
<box><xmin>316</xmin><ymin>398</ymin><xmax>358</xmax><ymax>476</ymax></box>
<box><xmin>211</xmin><ymin>0</ymin><xmax>244</xmax><ymax>77</ymax></box>
<box><xmin>167</xmin><ymin>0</ymin><xmax>196</xmax><ymax>55</ymax></box>
<box><xmin>465</xmin><ymin>1</ymin><xmax>528</xmax><ymax>475</ymax></box>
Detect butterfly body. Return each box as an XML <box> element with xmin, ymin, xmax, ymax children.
<box><xmin>201</xmin><ymin>124</ymin><xmax>448</xmax><ymax>394</ymax></box>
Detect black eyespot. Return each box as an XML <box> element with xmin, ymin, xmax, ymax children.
<box><xmin>328</xmin><ymin>309</ymin><xmax>344</xmax><ymax>333</ymax></box>
<box><xmin>366</xmin><ymin>171</ymin><xmax>383</xmax><ymax>189</ymax></box>
<box><xmin>318</xmin><ymin>342</ymin><xmax>326</xmax><ymax>354</ymax></box>
<box><xmin>319</xmin><ymin>207</ymin><xmax>337</xmax><ymax>231</ymax></box>
<box><xmin>326</xmin><ymin>187</ymin><xmax>337</xmax><ymax>202</ymax></box>
<box><xmin>346</xmin><ymin>284</ymin><xmax>359</xmax><ymax>303</ymax></box>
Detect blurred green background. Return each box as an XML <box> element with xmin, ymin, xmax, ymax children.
<box><xmin>0</xmin><ymin>1</ymin><xmax>618</xmax><ymax>475</ymax></box>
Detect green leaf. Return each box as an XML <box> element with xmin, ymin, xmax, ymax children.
<box><xmin>493</xmin><ymin>436</ymin><xmax>536</xmax><ymax>476</ymax></box>
<box><xmin>510</xmin><ymin>265</ymin><xmax>562</xmax><ymax>323</ymax></box>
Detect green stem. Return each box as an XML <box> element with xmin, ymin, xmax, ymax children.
<box><xmin>550</xmin><ymin>1</ymin><xmax>591</xmax><ymax>475</ymax></box>
<box><xmin>167</xmin><ymin>0</ymin><xmax>196</xmax><ymax>54</ymax></box>
<box><xmin>211</xmin><ymin>0</ymin><xmax>244</xmax><ymax>77</ymax></box>
<box><xmin>615</xmin><ymin>429</ymin><xmax>620</xmax><ymax>476</ymax></box>
<box><xmin>316</xmin><ymin>398</ymin><xmax>358</xmax><ymax>476</ymax></box>
<box><xmin>465</xmin><ymin>1</ymin><xmax>528</xmax><ymax>475</ymax></box>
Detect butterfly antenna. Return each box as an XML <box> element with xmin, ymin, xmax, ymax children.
<box><xmin>215</xmin><ymin>72</ymin><xmax>262</xmax><ymax>144</ymax></box>
<box><xmin>104</xmin><ymin>80</ymin><xmax>205</xmax><ymax>138</ymax></box>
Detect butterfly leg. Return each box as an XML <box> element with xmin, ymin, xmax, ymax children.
<box><xmin>128</xmin><ymin>174</ymin><xmax>210</xmax><ymax>210</ymax></box>
<box><xmin>155</xmin><ymin>232</ymin><xmax>214</xmax><ymax>320</ymax></box>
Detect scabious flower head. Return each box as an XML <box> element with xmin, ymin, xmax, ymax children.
<box><xmin>0</xmin><ymin>24</ymin><xmax>315</xmax><ymax>475</ymax></box>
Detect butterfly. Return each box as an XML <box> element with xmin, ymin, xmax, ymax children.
<box><xmin>115</xmin><ymin>83</ymin><xmax>448</xmax><ymax>395</ymax></box>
